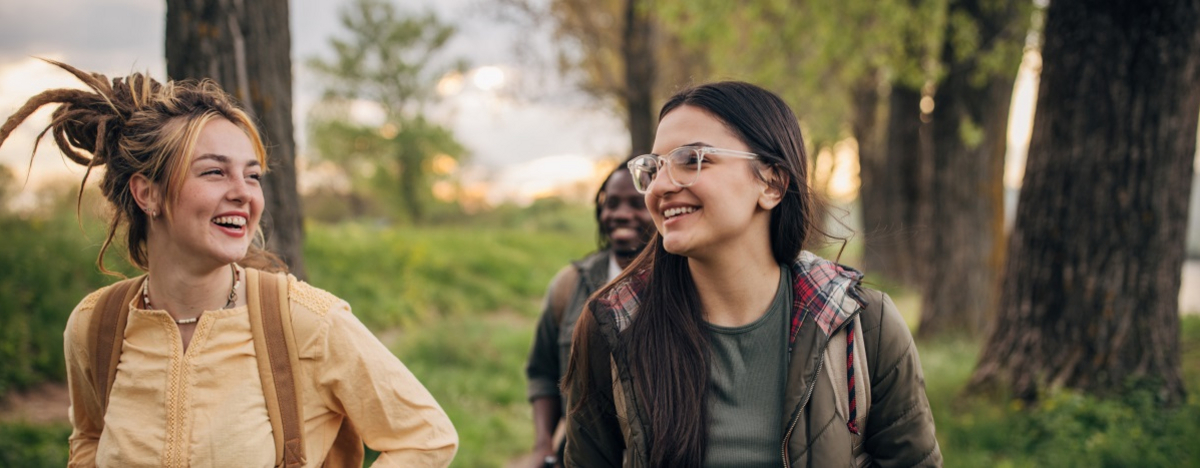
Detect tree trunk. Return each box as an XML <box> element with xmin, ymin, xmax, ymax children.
<box><xmin>165</xmin><ymin>0</ymin><xmax>307</xmax><ymax>278</ymax></box>
<box><xmin>622</xmin><ymin>0</ymin><xmax>657</xmax><ymax>155</ymax></box>
<box><xmin>851</xmin><ymin>76</ymin><xmax>886</xmax><ymax>264</ymax></box>
<box><xmin>861</xmin><ymin>85</ymin><xmax>927</xmax><ymax>284</ymax></box>
<box><xmin>970</xmin><ymin>0</ymin><xmax>1200</xmax><ymax>403</ymax></box>
<box><xmin>917</xmin><ymin>0</ymin><xmax>1020</xmax><ymax>338</ymax></box>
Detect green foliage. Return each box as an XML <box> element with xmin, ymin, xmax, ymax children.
<box><xmin>0</xmin><ymin>422</ymin><xmax>71</xmax><ymax>467</ymax></box>
<box><xmin>0</xmin><ymin>204</ymin><xmax>127</xmax><ymax>397</ymax></box>
<box><xmin>659</xmin><ymin>0</ymin><xmax>948</xmax><ymax>146</ymax></box>
<box><xmin>307</xmin><ymin>0</ymin><xmax>467</xmax><ymax>223</ymax></box>
<box><xmin>921</xmin><ymin>317</ymin><xmax>1200</xmax><ymax>467</ymax></box>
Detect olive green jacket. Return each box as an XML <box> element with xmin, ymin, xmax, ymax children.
<box><xmin>564</xmin><ymin>253</ymin><xmax>942</xmax><ymax>467</ymax></box>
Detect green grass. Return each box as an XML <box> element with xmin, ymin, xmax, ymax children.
<box><xmin>303</xmin><ymin>221</ymin><xmax>591</xmax><ymax>329</ymax></box>
<box><xmin>918</xmin><ymin>316</ymin><xmax>1200</xmax><ymax>467</ymax></box>
<box><xmin>385</xmin><ymin>313</ymin><xmax>538</xmax><ymax>467</ymax></box>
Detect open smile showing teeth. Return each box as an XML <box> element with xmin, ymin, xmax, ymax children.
<box><xmin>663</xmin><ymin>206</ymin><xmax>696</xmax><ymax>219</ymax></box>
<box><xmin>212</xmin><ymin>216</ymin><xmax>247</xmax><ymax>228</ymax></box>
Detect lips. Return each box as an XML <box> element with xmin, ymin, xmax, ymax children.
<box><xmin>212</xmin><ymin>215</ymin><xmax>249</xmax><ymax>238</ymax></box>
<box><xmin>609</xmin><ymin>226</ymin><xmax>639</xmax><ymax>242</ymax></box>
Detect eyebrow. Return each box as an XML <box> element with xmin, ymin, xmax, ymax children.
<box><xmin>193</xmin><ymin>153</ymin><xmax>261</xmax><ymax>167</ymax></box>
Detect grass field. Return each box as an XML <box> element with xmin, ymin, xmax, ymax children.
<box><xmin>1</xmin><ymin>204</ymin><xmax>1198</xmax><ymax>467</ymax></box>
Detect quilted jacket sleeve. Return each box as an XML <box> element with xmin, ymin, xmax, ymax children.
<box><xmin>859</xmin><ymin>290</ymin><xmax>943</xmax><ymax>467</ymax></box>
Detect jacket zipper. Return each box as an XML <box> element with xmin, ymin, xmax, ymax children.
<box><xmin>780</xmin><ymin>306</ymin><xmax>864</xmax><ymax>467</ymax></box>
<box><xmin>780</xmin><ymin>352</ymin><xmax>824</xmax><ymax>468</ymax></box>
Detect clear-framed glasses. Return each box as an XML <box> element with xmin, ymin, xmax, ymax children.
<box><xmin>626</xmin><ymin>146</ymin><xmax>759</xmax><ymax>194</ymax></box>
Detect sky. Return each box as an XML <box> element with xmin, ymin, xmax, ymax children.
<box><xmin>0</xmin><ymin>0</ymin><xmax>628</xmax><ymax>204</ymax></box>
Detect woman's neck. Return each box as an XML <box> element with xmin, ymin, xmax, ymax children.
<box><xmin>688</xmin><ymin>243</ymin><xmax>782</xmax><ymax>328</ymax></box>
<box><xmin>144</xmin><ymin>255</ymin><xmax>238</xmax><ymax>322</ymax></box>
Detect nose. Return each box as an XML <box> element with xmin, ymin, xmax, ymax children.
<box><xmin>646</xmin><ymin>168</ymin><xmax>680</xmax><ymax>198</ymax></box>
<box><xmin>226</xmin><ymin>174</ymin><xmax>252</xmax><ymax>203</ymax></box>
<box><xmin>610</xmin><ymin>200</ymin><xmax>636</xmax><ymax>221</ymax></box>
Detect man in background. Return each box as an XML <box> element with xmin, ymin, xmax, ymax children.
<box><xmin>525</xmin><ymin>160</ymin><xmax>655</xmax><ymax>467</ymax></box>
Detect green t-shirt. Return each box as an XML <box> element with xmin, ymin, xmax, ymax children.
<box><xmin>703</xmin><ymin>264</ymin><xmax>791</xmax><ymax>467</ymax></box>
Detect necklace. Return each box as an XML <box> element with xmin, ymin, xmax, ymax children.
<box><xmin>142</xmin><ymin>264</ymin><xmax>240</xmax><ymax>324</ymax></box>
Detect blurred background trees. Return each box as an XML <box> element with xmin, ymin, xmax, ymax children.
<box><xmin>496</xmin><ymin>0</ymin><xmax>708</xmax><ymax>154</ymax></box>
<box><xmin>307</xmin><ymin>0</ymin><xmax>467</xmax><ymax>224</ymax></box>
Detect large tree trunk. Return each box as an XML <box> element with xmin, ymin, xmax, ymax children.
<box><xmin>917</xmin><ymin>0</ymin><xmax>1021</xmax><ymax>338</ymax></box>
<box><xmin>861</xmin><ymin>85</ymin><xmax>927</xmax><ymax>284</ymax></box>
<box><xmin>851</xmin><ymin>76</ymin><xmax>885</xmax><ymax>265</ymax></box>
<box><xmin>970</xmin><ymin>0</ymin><xmax>1200</xmax><ymax>403</ymax></box>
<box><xmin>165</xmin><ymin>0</ymin><xmax>307</xmax><ymax>278</ymax></box>
<box><xmin>622</xmin><ymin>0</ymin><xmax>656</xmax><ymax>154</ymax></box>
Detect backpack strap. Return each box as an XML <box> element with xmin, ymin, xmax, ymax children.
<box><xmin>831</xmin><ymin>314</ymin><xmax>872</xmax><ymax>466</ymax></box>
<box><xmin>549</xmin><ymin>265</ymin><xmax>580</xmax><ymax>327</ymax></box>
<box><xmin>89</xmin><ymin>276</ymin><xmax>144</xmax><ymax>414</ymax></box>
<box><xmin>246</xmin><ymin>269</ymin><xmax>306</xmax><ymax>468</ymax></box>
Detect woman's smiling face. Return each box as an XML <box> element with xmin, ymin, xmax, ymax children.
<box><xmin>156</xmin><ymin>118</ymin><xmax>264</xmax><ymax>267</ymax></box>
<box><xmin>645</xmin><ymin>105</ymin><xmax>776</xmax><ymax>259</ymax></box>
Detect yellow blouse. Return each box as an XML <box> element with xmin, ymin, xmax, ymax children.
<box><xmin>64</xmin><ymin>275</ymin><xmax>458</xmax><ymax>467</ymax></box>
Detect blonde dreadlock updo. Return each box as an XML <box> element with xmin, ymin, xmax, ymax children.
<box><xmin>0</xmin><ymin>59</ymin><xmax>280</xmax><ymax>274</ymax></box>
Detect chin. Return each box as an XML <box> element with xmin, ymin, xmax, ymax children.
<box><xmin>660</xmin><ymin>238</ymin><xmax>694</xmax><ymax>257</ymax></box>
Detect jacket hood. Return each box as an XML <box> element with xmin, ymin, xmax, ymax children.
<box><xmin>787</xmin><ymin>251</ymin><xmax>865</xmax><ymax>347</ymax></box>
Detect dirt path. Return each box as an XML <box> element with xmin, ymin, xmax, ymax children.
<box><xmin>0</xmin><ymin>382</ymin><xmax>70</xmax><ymax>424</ymax></box>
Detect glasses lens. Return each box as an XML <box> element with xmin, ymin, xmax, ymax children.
<box><xmin>628</xmin><ymin>155</ymin><xmax>658</xmax><ymax>193</ymax></box>
<box><xmin>666</xmin><ymin>147</ymin><xmax>702</xmax><ymax>187</ymax></box>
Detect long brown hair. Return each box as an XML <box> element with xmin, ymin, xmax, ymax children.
<box><xmin>565</xmin><ymin>81</ymin><xmax>826</xmax><ymax>465</ymax></box>
<box><xmin>0</xmin><ymin>59</ymin><xmax>283</xmax><ymax>274</ymax></box>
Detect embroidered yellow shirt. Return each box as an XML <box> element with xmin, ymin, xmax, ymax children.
<box><xmin>64</xmin><ymin>276</ymin><xmax>458</xmax><ymax>467</ymax></box>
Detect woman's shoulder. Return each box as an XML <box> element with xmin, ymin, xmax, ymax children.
<box><xmin>854</xmin><ymin>286</ymin><xmax>903</xmax><ymax>332</ymax></box>
<box><xmin>589</xmin><ymin>270</ymin><xmax>648</xmax><ymax>334</ymax></box>
<box><xmin>284</xmin><ymin>274</ymin><xmax>348</xmax><ymax>319</ymax></box>
<box><xmin>853</xmin><ymin>285</ymin><xmax>918</xmax><ymax>363</ymax></box>
<box><xmin>64</xmin><ymin>279</ymin><xmax>141</xmax><ymax>358</ymax></box>
<box><xmin>279</xmin><ymin>274</ymin><xmax>354</xmax><ymax>360</ymax></box>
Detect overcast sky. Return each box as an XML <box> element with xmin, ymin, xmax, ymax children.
<box><xmin>0</xmin><ymin>0</ymin><xmax>627</xmax><ymax>201</ymax></box>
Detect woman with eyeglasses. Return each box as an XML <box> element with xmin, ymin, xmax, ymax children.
<box><xmin>562</xmin><ymin>81</ymin><xmax>941</xmax><ymax>467</ymax></box>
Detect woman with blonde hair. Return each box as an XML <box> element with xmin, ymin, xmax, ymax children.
<box><xmin>563</xmin><ymin>81</ymin><xmax>941</xmax><ymax>467</ymax></box>
<box><xmin>0</xmin><ymin>60</ymin><xmax>457</xmax><ymax>467</ymax></box>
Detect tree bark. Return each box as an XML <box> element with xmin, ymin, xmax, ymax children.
<box><xmin>165</xmin><ymin>0</ymin><xmax>307</xmax><ymax>278</ymax></box>
<box><xmin>970</xmin><ymin>0</ymin><xmax>1200</xmax><ymax>403</ymax></box>
<box><xmin>622</xmin><ymin>0</ymin><xmax>657</xmax><ymax>155</ymax></box>
<box><xmin>861</xmin><ymin>85</ymin><xmax>927</xmax><ymax>284</ymax></box>
<box><xmin>917</xmin><ymin>0</ymin><xmax>1020</xmax><ymax>338</ymax></box>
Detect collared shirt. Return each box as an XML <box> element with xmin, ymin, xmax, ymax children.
<box><xmin>64</xmin><ymin>275</ymin><xmax>458</xmax><ymax>467</ymax></box>
<box><xmin>607</xmin><ymin>253</ymin><xmax>622</xmax><ymax>282</ymax></box>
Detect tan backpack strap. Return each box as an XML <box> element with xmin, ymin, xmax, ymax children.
<box><xmin>550</xmin><ymin>265</ymin><xmax>580</xmax><ymax>326</ymax></box>
<box><xmin>247</xmin><ymin>269</ymin><xmax>306</xmax><ymax>468</ymax></box>
<box><xmin>89</xmin><ymin>277</ymin><xmax>143</xmax><ymax>414</ymax></box>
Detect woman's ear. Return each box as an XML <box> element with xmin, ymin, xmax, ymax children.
<box><xmin>758</xmin><ymin>166</ymin><xmax>788</xmax><ymax>210</ymax></box>
<box><xmin>130</xmin><ymin>174</ymin><xmax>161</xmax><ymax>218</ymax></box>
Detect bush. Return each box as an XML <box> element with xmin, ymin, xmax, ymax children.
<box><xmin>0</xmin><ymin>212</ymin><xmax>122</xmax><ymax>397</ymax></box>
<box><xmin>0</xmin><ymin>422</ymin><xmax>71</xmax><ymax>467</ymax></box>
